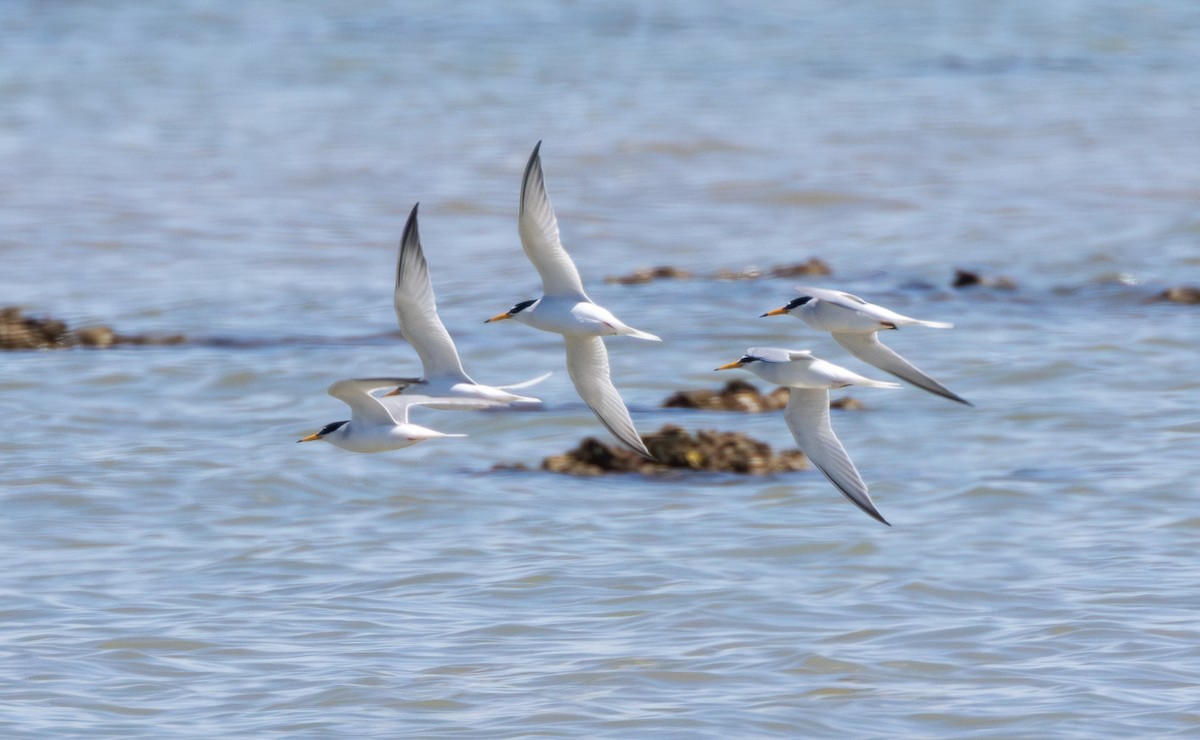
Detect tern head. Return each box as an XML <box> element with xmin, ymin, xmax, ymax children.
<box><xmin>297</xmin><ymin>419</ymin><xmax>349</xmax><ymax>443</ymax></box>
<box><xmin>485</xmin><ymin>298</ymin><xmax>537</xmax><ymax>323</ymax></box>
<box><xmin>716</xmin><ymin>347</ymin><xmax>801</xmax><ymax>371</ymax></box>
<box><xmin>760</xmin><ymin>295</ymin><xmax>813</xmax><ymax>317</ymax></box>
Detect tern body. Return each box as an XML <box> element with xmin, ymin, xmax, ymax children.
<box><xmin>298</xmin><ymin>378</ymin><xmax>469</xmax><ymax>453</ymax></box>
<box><xmin>763</xmin><ymin>286</ymin><xmax>970</xmax><ymax>406</ymax></box>
<box><xmin>717</xmin><ymin>347</ymin><xmax>900</xmax><ymax>525</ymax></box>
<box><xmin>391</xmin><ymin>203</ymin><xmax>549</xmax><ymax>409</ymax></box>
<box><xmin>503</xmin><ymin>295</ymin><xmax>660</xmax><ymax>340</ymax></box>
<box><xmin>486</xmin><ymin>142</ymin><xmax>659</xmax><ymax>458</ymax></box>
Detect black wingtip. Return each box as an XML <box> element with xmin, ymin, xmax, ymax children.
<box><xmin>852</xmin><ymin>496</ymin><xmax>891</xmax><ymax>526</ymax></box>
<box><xmin>520</xmin><ymin>142</ymin><xmax>545</xmax><ymax>215</ymax></box>
<box><xmin>862</xmin><ymin>505</ymin><xmax>892</xmax><ymax>526</ymax></box>
<box><xmin>402</xmin><ymin>203</ymin><xmax>420</xmax><ymax>242</ymax></box>
<box><xmin>943</xmin><ymin>391</ymin><xmax>973</xmax><ymax>407</ymax></box>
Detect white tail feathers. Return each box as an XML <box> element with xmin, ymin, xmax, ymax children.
<box><xmin>621</xmin><ymin>327</ymin><xmax>662</xmax><ymax>341</ymax></box>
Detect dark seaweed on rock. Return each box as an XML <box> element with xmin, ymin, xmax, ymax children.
<box><xmin>499</xmin><ymin>424</ymin><xmax>809</xmax><ymax>476</ymax></box>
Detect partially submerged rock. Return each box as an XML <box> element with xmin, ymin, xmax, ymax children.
<box><xmin>1158</xmin><ymin>286</ymin><xmax>1200</xmax><ymax>305</ymax></box>
<box><xmin>604</xmin><ymin>266</ymin><xmax>693</xmax><ymax>285</ymax></box>
<box><xmin>0</xmin><ymin>307</ymin><xmax>185</xmax><ymax>350</ymax></box>
<box><xmin>662</xmin><ymin>379</ymin><xmax>789</xmax><ymax>412</ymax></box>
<box><xmin>1</xmin><ymin>307</ymin><xmax>69</xmax><ymax>349</ymax></box>
<box><xmin>952</xmin><ymin>269</ymin><xmax>1018</xmax><ymax>290</ymax></box>
<box><xmin>662</xmin><ymin>379</ymin><xmax>864</xmax><ymax>413</ymax></box>
<box><xmin>606</xmin><ymin>258</ymin><xmax>831</xmax><ymax>284</ymax></box>
<box><xmin>527</xmin><ymin>424</ymin><xmax>808</xmax><ymax>476</ymax></box>
<box><xmin>767</xmin><ymin>258</ymin><xmax>832</xmax><ymax>278</ymax></box>
<box><xmin>717</xmin><ymin>257</ymin><xmax>832</xmax><ymax>281</ymax></box>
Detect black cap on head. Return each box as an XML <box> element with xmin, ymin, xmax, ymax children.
<box><xmin>317</xmin><ymin>420</ymin><xmax>349</xmax><ymax>437</ymax></box>
<box><xmin>785</xmin><ymin>296</ymin><xmax>813</xmax><ymax>310</ymax></box>
<box><xmin>509</xmin><ymin>299</ymin><xmax>537</xmax><ymax>315</ymax></box>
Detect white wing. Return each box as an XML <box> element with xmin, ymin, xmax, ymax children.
<box><xmin>382</xmin><ymin>393</ymin><xmax>490</xmax><ymax>423</ymax></box>
<box><xmin>794</xmin><ymin>285</ymin><xmax>871</xmax><ymax>308</ymax></box>
<box><xmin>832</xmin><ymin>332</ymin><xmax>971</xmax><ymax>406</ymax></box>
<box><xmin>783</xmin><ymin>388</ymin><xmax>889</xmax><ymax>525</ymax></box>
<box><xmin>796</xmin><ymin>284</ymin><xmax>952</xmax><ymax>328</ymax></box>
<box><xmin>328</xmin><ymin>378</ymin><xmax>422</xmax><ymax>426</ymax></box>
<box><xmin>496</xmin><ymin>370</ymin><xmax>553</xmax><ymax>391</ymax></box>
<box><xmin>518</xmin><ymin>142</ymin><xmax>588</xmax><ymax>299</ymax></box>
<box><xmin>563</xmin><ymin>334</ymin><xmax>652</xmax><ymax>459</ymax></box>
<box><xmin>395</xmin><ymin>203</ymin><xmax>472</xmax><ymax>381</ymax></box>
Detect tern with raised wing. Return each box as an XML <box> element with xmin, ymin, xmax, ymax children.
<box><xmin>485</xmin><ymin>142</ymin><xmax>660</xmax><ymax>458</ymax></box>
<box><xmin>762</xmin><ymin>286</ymin><xmax>971</xmax><ymax>406</ymax></box>
<box><xmin>390</xmin><ymin>203</ymin><xmax>549</xmax><ymax>408</ymax></box>
<box><xmin>717</xmin><ymin>347</ymin><xmax>900</xmax><ymax>525</ymax></box>
<box><xmin>298</xmin><ymin>378</ymin><xmax>471</xmax><ymax>453</ymax></box>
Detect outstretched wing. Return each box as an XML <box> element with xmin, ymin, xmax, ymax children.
<box><xmin>783</xmin><ymin>388</ymin><xmax>889</xmax><ymax>525</ymax></box>
<box><xmin>518</xmin><ymin>142</ymin><xmax>588</xmax><ymax>299</ymax></box>
<box><xmin>395</xmin><ymin>203</ymin><xmax>472</xmax><ymax>381</ymax></box>
<box><xmin>328</xmin><ymin>378</ymin><xmax>421</xmax><ymax>426</ymax></box>
<box><xmin>563</xmin><ymin>335</ymin><xmax>652</xmax><ymax>459</ymax></box>
<box><xmin>496</xmin><ymin>370</ymin><xmax>553</xmax><ymax>391</ymax></box>
<box><xmin>796</xmin><ymin>285</ymin><xmax>953</xmax><ymax>328</ymax></box>
<box><xmin>832</xmin><ymin>332</ymin><xmax>971</xmax><ymax>406</ymax></box>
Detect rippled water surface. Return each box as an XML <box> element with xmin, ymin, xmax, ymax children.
<box><xmin>3</xmin><ymin>1</ymin><xmax>1199</xmax><ymax>737</ymax></box>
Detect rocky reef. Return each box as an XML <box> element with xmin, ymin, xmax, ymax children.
<box><xmin>604</xmin><ymin>266</ymin><xmax>694</xmax><ymax>285</ymax></box>
<box><xmin>952</xmin><ymin>268</ymin><xmax>1018</xmax><ymax>290</ymax></box>
<box><xmin>662</xmin><ymin>379</ymin><xmax>863</xmax><ymax>413</ymax></box>
<box><xmin>1157</xmin><ymin>286</ymin><xmax>1200</xmax><ymax>304</ymax></box>
<box><xmin>605</xmin><ymin>258</ymin><xmax>831</xmax><ymax>285</ymax></box>
<box><xmin>1</xmin><ymin>307</ymin><xmax>185</xmax><ymax>350</ymax></box>
<box><xmin>522</xmin><ymin>424</ymin><xmax>808</xmax><ymax>476</ymax></box>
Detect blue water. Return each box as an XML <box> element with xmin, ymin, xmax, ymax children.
<box><xmin>3</xmin><ymin>1</ymin><xmax>1199</xmax><ymax>736</ymax></box>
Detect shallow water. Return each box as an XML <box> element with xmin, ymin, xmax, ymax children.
<box><xmin>3</xmin><ymin>1</ymin><xmax>1200</xmax><ymax>737</ymax></box>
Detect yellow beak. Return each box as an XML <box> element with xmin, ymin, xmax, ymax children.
<box><xmin>761</xmin><ymin>307</ymin><xmax>788</xmax><ymax>317</ymax></box>
<box><xmin>715</xmin><ymin>360</ymin><xmax>744</xmax><ymax>371</ymax></box>
<box><xmin>297</xmin><ymin>433</ymin><xmax>321</xmax><ymax>443</ymax></box>
<box><xmin>484</xmin><ymin>312</ymin><xmax>512</xmax><ymax>323</ymax></box>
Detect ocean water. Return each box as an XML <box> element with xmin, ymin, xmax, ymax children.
<box><xmin>2</xmin><ymin>1</ymin><xmax>1199</xmax><ymax>737</ymax></box>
